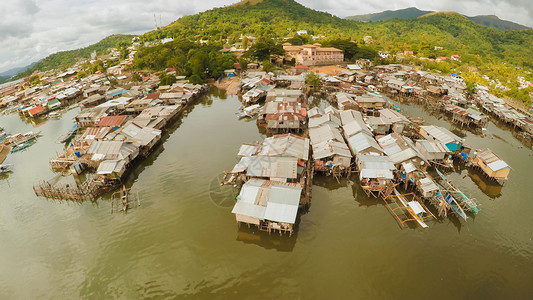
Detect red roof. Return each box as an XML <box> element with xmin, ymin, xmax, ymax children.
<box><xmin>294</xmin><ymin>65</ymin><xmax>309</xmax><ymax>69</ymax></box>
<box><xmin>145</xmin><ymin>92</ymin><xmax>160</xmax><ymax>100</ymax></box>
<box><xmin>96</xmin><ymin>115</ymin><xmax>128</xmax><ymax>127</ymax></box>
<box><xmin>28</xmin><ymin>105</ymin><xmax>45</xmax><ymax>117</ymax></box>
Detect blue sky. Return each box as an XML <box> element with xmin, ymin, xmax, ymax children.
<box><xmin>0</xmin><ymin>0</ymin><xmax>531</xmax><ymax>74</ymax></box>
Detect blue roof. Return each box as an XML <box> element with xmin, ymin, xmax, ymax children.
<box><xmin>107</xmin><ymin>90</ymin><xmax>129</xmax><ymax>98</ymax></box>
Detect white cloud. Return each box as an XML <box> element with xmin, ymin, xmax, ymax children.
<box><xmin>0</xmin><ymin>0</ymin><xmax>531</xmax><ymax>73</ymax></box>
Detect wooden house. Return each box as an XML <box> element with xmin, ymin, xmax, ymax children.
<box><xmin>471</xmin><ymin>148</ymin><xmax>511</xmax><ymax>184</ymax></box>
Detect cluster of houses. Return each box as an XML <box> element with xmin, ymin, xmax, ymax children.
<box><xmin>474</xmin><ymin>90</ymin><xmax>533</xmax><ymax>138</ymax></box>
<box><xmin>221</xmin><ymin>87</ymin><xmax>312</xmax><ymax>235</ymax></box>
<box><xmin>0</xmin><ymin>39</ymin><xmax>143</xmax><ymax>118</ymax></box>
<box><xmin>33</xmin><ymin>76</ymin><xmax>206</xmax><ymax>200</ymax></box>
<box><xmin>224</xmin><ymin>63</ymin><xmax>514</xmax><ymax>231</ymax></box>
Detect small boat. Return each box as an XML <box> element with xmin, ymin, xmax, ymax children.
<box><xmin>435</xmin><ymin>168</ymin><xmax>479</xmax><ymax>214</ymax></box>
<box><xmin>58</xmin><ymin>124</ymin><xmax>78</xmax><ymax>143</ymax></box>
<box><xmin>394</xmin><ymin>189</ymin><xmax>429</xmax><ymax>228</ymax></box>
<box><xmin>111</xmin><ymin>185</ymin><xmax>141</xmax><ymax>214</ymax></box>
<box><xmin>0</xmin><ymin>164</ymin><xmax>13</xmax><ymax>173</ymax></box>
<box><xmin>10</xmin><ymin>142</ymin><xmax>31</xmax><ymax>153</ymax></box>
<box><xmin>435</xmin><ymin>183</ymin><xmax>468</xmax><ymax>221</ymax></box>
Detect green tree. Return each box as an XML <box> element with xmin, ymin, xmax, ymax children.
<box><xmin>262</xmin><ymin>60</ymin><xmax>274</xmax><ymax>73</ymax></box>
<box><xmin>305</xmin><ymin>73</ymin><xmax>321</xmax><ymax>88</ymax></box>
<box><xmin>76</xmin><ymin>71</ymin><xmax>87</xmax><ymax>79</ymax></box>
<box><xmin>132</xmin><ymin>73</ymin><xmax>142</xmax><ymax>82</ymax></box>
<box><xmin>29</xmin><ymin>74</ymin><xmax>40</xmax><ymax>85</ymax></box>
<box><xmin>247</xmin><ymin>37</ymin><xmax>284</xmax><ymax>61</ymax></box>
<box><xmin>160</xmin><ymin>74</ymin><xmax>177</xmax><ymax>85</ymax></box>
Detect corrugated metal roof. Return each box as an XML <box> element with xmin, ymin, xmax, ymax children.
<box><xmin>232</xmin><ymin>156</ymin><xmax>253</xmax><ymax>173</ymax></box>
<box><xmin>420</xmin><ymin>125</ymin><xmax>462</xmax><ymax>145</ymax></box>
<box><xmin>342</xmin><ymin>119</ymin><xmax>371</xmax><ymax>137</ymax></box>
<box><xmin>402</xmin><ymin>161</ymin><xmax>417</xmax><ymax>173</ymax></box>
<box><xmin>247</xmin><ymin>156</ymin><xmax>298</xmax><ymax>179</ymax></box>
<box><xmin>309</xmin><ymin>124</ymin><xmax>344</xmax><ymax>145</ymax></box>
<box><xmin>259</xmin><ymin>134</ymin><xmax>309</xmax><ymax>160</ymax></box>
<box><xmin>416</xmin><ymin>139</ymin><xmax>449</xmax><ymax>154</ymax></box>
<box><xmin>232</xmin><ymin>179</ymin><xmax>302</xmax><ymax>224</ymax></box>
<box><xmin>389</xmin><ymin>148</ymin><xmax>418</xmax><ymax>164</ymax></box>
<box><xmin>264</xmin><ymin>184</ymin><xmax>302</xmax><ymax>224</ymax></box>
<box><xmin>96</xmin><ymin>115</ymin><xmax>128</xmax><ymax>127</ymax></box>
<box><xmin>476</xmin><ymin>149</ymin><xmax>510</xmax><ymax>171</ymax></box>
<box><xmin>347</xmin><ymin>132</ymin><xmax>382</xmax><ymax>155</ymax></box>
<box><xmin>312</xmin><ymin>140</ymin><xmax>351</xmax><ymax>160</ymax></box>
<box><xmin>238</xmin><ymin>144</ymin><xmax>260</xmax><ymax>157</ymax></box>
<box><xmin>487</xmin><ymin>160</ymin><xmax>510</xmax><ymax>172</ymax></box>
<box><xmin>379</xmin><ymin>109</ymin><xmax>409</xmax><ymax>123</ymax></box>
<box><xmin>360</xmin><ymin>168</ymin><xmax>394</xmax><ymax>180</ymax></box>
<box><xmin>357</xmin><ymin>155</ymin><xmax>396</xmax><ymax>171</ymax></box>
<box><xmin>232</xmin><ymin>202</ymin><xmax>267</xmax><ymax>220</ymax></box>
<box><xmin>419</xmin><ymin>177</ymin><xmax>439</xmax><ymax>194</ymax></box>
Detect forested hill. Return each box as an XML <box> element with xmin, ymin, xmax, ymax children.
<box><xmin>13</xmin><ymin>35</ymin><xmax>135</xmax><ymax>80</ymax></box>
<box><xmin>346</xmin><ymin>7</ymin><xmax>531</xmax><ymax>31</ymax></box>
<box><xmin>359</xmin><ymin>12</ymin><xmax>533</xmax><ymax>68</ymax></box>
<box><xmin>141</xmin><ymin>0</ymin><xmax>360</xmax><ymax>42</ymax></box>
<box><xmin>139</xmin><ymin>1</ymin><xmax>533</xmax><ymax>68</ymax></box>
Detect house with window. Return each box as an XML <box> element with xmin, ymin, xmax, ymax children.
<box><xmin>283</xmin><ymin>43</ymin><xmax>344</xmax><ymax>66</ymax></box>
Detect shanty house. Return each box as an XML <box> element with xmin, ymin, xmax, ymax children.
<box><xmin>231</xmin><ymin>178</ymin><xmax>302</xmax><ymax>234</ymax></box>
<box><xmin>471</xmin><ymin>148</ymin><xmax>511</xmax><ymax>183</ymax></box>
<box><xmin>419</xmin><ymin>125</ymin><xmax>463</xmax><ymax>152</ymax></box>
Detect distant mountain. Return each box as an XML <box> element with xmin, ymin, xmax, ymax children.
<box><xmin>346</xmin><ymin>7</ymin><xmax>431</xmax><ymax>22</ymax></box>
<box><xmin>468</xmin><ymin>15</ymin><xmax>530</xmax><ymax>31</ymax></box>
<box><xmin>346</xmin><ymin>7</ymin><xmax>531</xmax><ymax>31</ymax></box>
<box><xmin>0</xmin><ymin>62</ymin><xmax>38</xmax><ymax>78</ymax></box>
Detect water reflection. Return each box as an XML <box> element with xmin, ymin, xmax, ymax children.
<box><xmin>312</xmin><ymin>174</ymin><xmax>351</xmax><ymax>190</ymax></box>
<box><xmin>468</xmin><ymin>171</ymin><xmax>503</xmax><ymax>199</ymax></box>
<box><xmin>236</xmin><ymin>224</ymin><xmax>297</xmax><ymax>252</ymax></box>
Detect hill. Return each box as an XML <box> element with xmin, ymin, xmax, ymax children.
<box><xmin>346</xmin><ymin>7</ymin><xmax>531</xmax><ymax>31</ymax></box>
<box><xmin>468</xmin><ymin>15</ymin><xmax>530</xmax><ymax>31</ymax></box>
<box><xmin>141</xmin><ymin>0</ymin><xmax>359</xmax><ymax>42</ymax></box>
<box><xmin>346</xmin><ymin>7</ymin><xmax>431</xmax><ymax>22</ymax></box>
<box><xmin>13</xmin><ymin>34</ymin><xmax>135</xmax><ymax>80</ymax></box>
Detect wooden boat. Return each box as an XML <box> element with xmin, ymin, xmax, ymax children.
<box><xmin>382</xmin><ymin>189</ymin><xmax>434</xmax><ymax>228</ymax></box>
<box><xmin>10</xmin><ymin>142</ymin><xmax>31</xmax><ymax>153</ymax></box>
<box><xmin>58</xmin><ymin>124</ymin><xmax>78</xmax><ymax>143</ymax></box>
<box><xmin>394</xmin><ymin>189</ymin><xmax>429</xmax><ymax>228</ymax></box>
<box><xmin>435</xmin><ymin>168</ymin><xmax>479</xmax><ymax>214</ymax></box>
<box><xmin>111</xmin><ymin>185</ymin><xmax>140</xmax><ymax>214</ymax></box>
<box><xmin>0</xmin><ymin>164</ymin><xmax>13</xmax><ymax>173</ymax></box>
<box><xmin>435</xmin><ymin>182</ymin><xmax>468</xmax><ymax>221</ymax></box>
<box><xmin>6</xmin><ymin>131</ymin><xmax>39</xmax><ymax>146</ymax></box>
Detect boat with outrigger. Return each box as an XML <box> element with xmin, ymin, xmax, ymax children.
<box><xmin>382</xmin><ymin>188</ymin><xmax>435</xmax><ymax>229</ymax></box>
<box><xmin>435</xmin><ymin>168</ymin><xmax>479</xmax><ymax>214</ymax></box>
<box><xmin>111</xmin><ymin>185</ymin><xmax>140</xmax><ymax>214</ymax></box>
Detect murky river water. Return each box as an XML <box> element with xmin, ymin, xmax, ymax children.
<box><xmin>1</xmin><ymin>89</ymin><xmax>532</xmax><ymax>299</ymax></box>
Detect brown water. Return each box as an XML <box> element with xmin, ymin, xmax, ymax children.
<box><xmin>1</xmin><ymin>89</ymin><xmax>532</xmax><ymax>299</ymax></box>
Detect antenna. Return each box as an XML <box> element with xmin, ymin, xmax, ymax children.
<box><xmin>154</xmin><ymin>14</ymin><xmax>158</xmax><ymax>29</ymax></box>
<box><xmin>160</xmin><ymin>14</ymin><xmax>162</xmax><ymax>28</ymax></box>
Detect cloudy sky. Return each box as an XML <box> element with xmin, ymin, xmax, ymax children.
<box><xmin>1</xmin><ymin>0</ymin><xmax>531</xmax><ymax>74</ymax></box>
